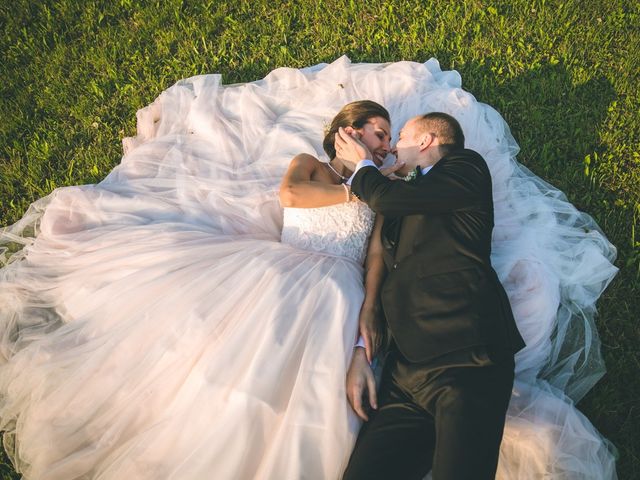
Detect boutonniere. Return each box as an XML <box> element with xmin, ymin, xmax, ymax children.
<box><xmin>403</xmin><ymin>166</ymin><xmax>422</xmax><ymax>183</ymax></box>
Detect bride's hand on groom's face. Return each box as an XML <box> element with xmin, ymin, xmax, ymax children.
<box><xmin>379</xmin><ymin>158</ymin><xmax>406</xmax><ymax>179</ymax></box>
<box><xmin>335</xmin><ymin>127</ymin><xmax>373</xmax><ymax>170</ymax></box>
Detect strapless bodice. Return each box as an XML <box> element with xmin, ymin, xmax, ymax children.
<box><xmin>280</xmin><ymin>202</ymin><xmax>375</xmax><ymax>264</ymax></box>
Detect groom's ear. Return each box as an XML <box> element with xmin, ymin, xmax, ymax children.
<box><xmin>418</xmin><ymin>133</ymin><xmax>435</xmax><ymax>151</ymax></box>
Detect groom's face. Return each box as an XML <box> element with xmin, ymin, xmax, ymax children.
<box><xmin>392</xmin><ymin>118</ymin><xmax>422</xmax><ymax>175</ymax></box>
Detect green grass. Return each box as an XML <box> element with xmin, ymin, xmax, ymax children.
<box><xmin>1</xmin><ymin>0</ymin><xmax>638</xmax><ymax>477</ymax></box>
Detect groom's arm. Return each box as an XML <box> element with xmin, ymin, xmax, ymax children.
<box><xmin>352</xmin><ymin>154</ymin><xmax>490</xmax><ymax>217</ymax></box>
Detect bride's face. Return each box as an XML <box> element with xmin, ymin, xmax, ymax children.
<box><xmin>353</xmin><ymin>116</ymin><xmax>392</xmax><ymax>166</ymax></box>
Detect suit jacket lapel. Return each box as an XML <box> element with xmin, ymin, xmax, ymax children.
<box><xmin>380</xmin><ymin>166</ymin><xmax>434</xmax><ymax>260</ymax></box>
<box><xmin>381</xmin><ymin>216</ymin><xmax>401</xmax><ymax>255</ymax></box>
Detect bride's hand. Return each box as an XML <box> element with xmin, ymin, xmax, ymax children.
<box><xmin>379</xmin><ymin>159</ymin><xmax>405</xmax><ymax>179</ymax></box>
<box><xmin>358</xmin><ymin>303</ymin><xmax>384</xmax><ymax>364</ymax></box>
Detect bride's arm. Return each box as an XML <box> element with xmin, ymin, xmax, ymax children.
<box><xmin>359</xmin><ymin>214</ymin><xmax>387</xmax><ymax>363</ymax></box>
<box><xmin>279</xmin><ymin>154</ymin><xmax>352</xmax><ymax>208</ymax></box>
<box><xmin>346</xmin><ymin>216</ymin><xmax>385</xmax><ymax>420</ymax></box>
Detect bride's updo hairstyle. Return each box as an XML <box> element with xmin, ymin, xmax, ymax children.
<box><xmin>322</xmin><ymin>100</ymin><xmax>390</xmax><ymax>159</ymax></box>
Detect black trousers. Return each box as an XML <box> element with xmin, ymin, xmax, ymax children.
<box><xmin>342</xmin><ymin>347</ymin><xmax>515</xmax><ymax>480</ymax></box>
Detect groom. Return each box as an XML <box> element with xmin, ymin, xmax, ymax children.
<box><xmin>336</xmin><ymin>112</ymin><xmax>525</xmax><ymax>480</ymax></box>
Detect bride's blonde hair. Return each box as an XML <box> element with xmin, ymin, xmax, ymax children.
<box><xmin>322</xmin><ymin>100</ymin><xmax>390</xmax><ymax>159</ymax></box>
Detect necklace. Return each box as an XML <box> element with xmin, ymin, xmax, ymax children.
<box><xmin>326</xmin><ymin>160</ymin><xmax>347</xmax><ymax>184</ymax></box>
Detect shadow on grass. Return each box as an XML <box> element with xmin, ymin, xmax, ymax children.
<box><xmin>452</xmin><ymin>58</ymin><xmax>636</xmax><ymax>474</ymax></box>
<box><xmin>458</xmin><ymin>60</ymin><xmax>616</xmax><ymax>191</ymax></box>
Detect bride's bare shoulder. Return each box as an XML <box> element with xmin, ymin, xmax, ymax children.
<box><xmin>283</xmin><ymin>153</ymin><xmax>324</xmax><ymax>177</ymax></box>
<box><xmin>289</xmin><ymin>152</ymin><xmax>322</xmax><ymax>167</ymax></box>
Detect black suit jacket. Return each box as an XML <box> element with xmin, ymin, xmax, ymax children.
<box><xmin>351</xmin><ymin>148</ymin><xmax>525</xmax><ymax>363</ymax></box>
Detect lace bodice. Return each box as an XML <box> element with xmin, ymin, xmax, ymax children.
<box><xmin>281</xmin><ymin>202</ymin><xmax>376</xmax><ymax>264</ymax></box>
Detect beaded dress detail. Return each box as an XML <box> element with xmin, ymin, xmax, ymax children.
<box><xmin>281</xmin><ymin>201</ymin><xmax>375</xmax><ymax>264</ymax></box>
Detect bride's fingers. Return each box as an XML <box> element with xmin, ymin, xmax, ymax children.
<box><xmin>380</xmin><ymin>161</ymin><xmax>405</xmax><ymax>177</ymax></box>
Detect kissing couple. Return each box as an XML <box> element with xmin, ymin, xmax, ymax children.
<box><xmin>332</xmin><ymin>109</ymin><xmax>525</xmax><ymax>480</ymax></box>
<box><xmin>0</xmin><ymin>60</ymin><xmax>617</xmax><ymax>480</ymax></box>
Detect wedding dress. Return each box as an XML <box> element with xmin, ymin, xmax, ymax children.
<box><xmin>0</xmin><ymin>57</ymin><xmax>618</xmax><ymax>479</ymax></box>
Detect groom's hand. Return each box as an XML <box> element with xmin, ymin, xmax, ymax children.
<box><xmin>359</xmin><ymin>304</ymin><xmax>384</xmax><ymax>363</ymax></box>
<box><xmin>346</xmin><ymin>348</ymin><xmax>377</xmax><ymax>421</ymax></box>
<box><xmin>335</xmin><ymin>127</ymin><xmax>373</xmax><ymax>171</ymax></box>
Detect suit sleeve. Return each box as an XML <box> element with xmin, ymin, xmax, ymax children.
<box><xmin>351</xmin><ymin>154</ymin><xmax>490</xmax><ymax>217</ymax></box>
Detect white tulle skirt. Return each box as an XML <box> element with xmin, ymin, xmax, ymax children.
<box><xmin>0</xmin><ymin>57</ymin><xmax>618</xmax><ymax>479</ymax></box>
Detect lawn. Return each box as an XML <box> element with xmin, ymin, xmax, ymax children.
<box><xmin>1</xmin><ymin>0</ymin><xmax>638</xmax><ymax>478</ymax></box>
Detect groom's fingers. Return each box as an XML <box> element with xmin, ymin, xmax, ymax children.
<box><xmin>372</xmin><ymin>331</ymin><xmax>382</xmax><ymax>357</ymax></box>
<box><xmin>336</xmin><ymin>127</ymin><xmax>348</xmax><ymax>146</ymax></box>
<box><xmin>363</xmin><ymin>332</ymin><xmax>373</xmax><ymax>364</ymax></box>
<box><xmin>366</xmin><ymin>370</ymin><xmax>378</xmax><ymax>410</ymax></box>
<box><xmin>351</xmin><ymin>383</ymin><xmax>369</xmax><ymax>421</ymax></box>
<box><xmin>337</xmin><ymin>126</ymin><xmax>349</xmax><ymax>141</ymax></box>
<box><xmin>334</xmin><ymin>128</ymin><xmax>348</xmax><ymax>153</ymax></box>
<box><xmin>337</xmin><ymin>127</ymin><xmax>358</xmax><ymax>147</ymax></box>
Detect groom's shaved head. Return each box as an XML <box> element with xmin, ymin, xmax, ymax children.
<box><xmin>414</xmin><ymin>112</ymin><xmax>465</xmax><ymax>150</ymax></box>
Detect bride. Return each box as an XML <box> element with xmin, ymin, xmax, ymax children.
<box><xmin>0</xmin><ymin>96</ymin><xmax>392</xmax><ymax>478</ymax></box>
<box><xmin>0</xmin><ymin>57</ymin><xmax>618</xmax><ymax>479</ymax></box>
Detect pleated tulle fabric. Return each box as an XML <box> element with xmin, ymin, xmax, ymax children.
<box><xmin>0</xmin><ymin>56</ymin><xmax>617</xmax><ymax>479</ymax></box>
